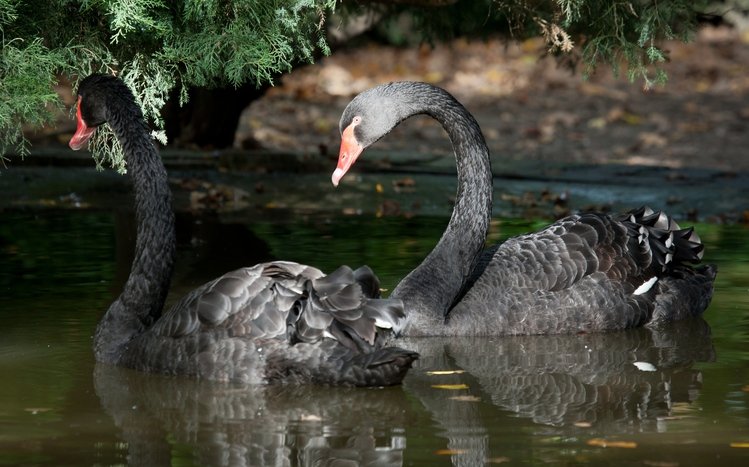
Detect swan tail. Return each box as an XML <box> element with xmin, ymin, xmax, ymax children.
<box><xmin>618</xmin><ymin>206</ymin><xmax>706</xmax><ymax>272</ymax></box>
<box><xmin>649</xmin><ymin>264</ymin><xmax>717</xmax><ymax>324</ymax></box>
<box><xmin>617</xmin><ymin>207</ymin><xmax>716</xmax><ymax>323</ymax></box>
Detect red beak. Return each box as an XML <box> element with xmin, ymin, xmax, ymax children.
<box><xmin>69</xmin><ymin>96</ymin><xmax>97</xmax><ymax>150</ymax></box>
<box><xmin>332</xmin><ymin>121</ymin><xmax>363</xmax><ymax>187</ymax></box>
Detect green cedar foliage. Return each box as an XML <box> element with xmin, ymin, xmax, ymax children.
<box><xmin>1</xmin><ymin>0</ymin><xmax>712</xmax><ymax>169</ymax></box>
<box><xmin>371</xmin><ymin>0</ymin><xmax>709</xmax><ymax>87</ymax></box>
<box><xmin>0</xmin><ymin>0</ymin><xmax>333</xmax><ymax>171</ymax></box>
<box><xmin>515</xmin><ymin>0</ymin><xmax>708</xmax><ymax>86</ymax></box>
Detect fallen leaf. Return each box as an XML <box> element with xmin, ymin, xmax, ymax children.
<box><xmin>622</xmin><ymin>112</ymin><xmax>643</xmax><ymax>125</ymax></box>
<box><xmin>587</xmin><ymin>438</ymin><xmax>638</xmax><ymax>449</ymax></box>
<box><xmin>424</xmin><ymin>71</ymin><xmax>444</xmax><ymax>82</ymax></box>
<box><xmin>432</xmin><ymin>384</ymin><xmax>469</xmax><ymax>390</ymax></box>
<box><xmin>637</xmin><ymin>132</ymin><xmax>668</xmax><ymax>148</ymax></box>
<box><xmin>587</xmin><ymin>117</ymin><xmax>607</xmax><ymax>129</ymax></box>
<box><xmin>574</xmin><ymin>421</ymin><xmax>593</xmax><ymax>428</ymax></box>
<box><xmin>376</xmin><ymin>199</ymin><xmax>401</xmax><ymax>217</ymax></box>
<box><xmin>740</xmin><ymin>385</ymin><xmax>749</xmax><ymax>393</ymax></box>
<box><xmin>730</xmin><ymin>442</ymin><xmax>749</xmax><ymax>448</ymax></box>
<box><xmin>393</xmin><ymin>177</ymin><xmax>416</xmax><ymax>188</ymax></box>
<box><xmin>579</xmin><ymin>82</ymin><xmax>628</xmax><ymax>100</ymax></box>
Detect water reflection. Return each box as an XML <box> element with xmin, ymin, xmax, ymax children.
<box><xmin>94</xmin><ymin>365</ymin><xmax>410</xmax><ymax>466</ymax></box>
<box><xmin>2</xmin><ymin>204</ymin><xmax>746</xmax><ymax>466</ymax></box>
<box><xmin>401</xmin><ymin>318</ymin><xmax>713</xmax><ymax>464</ymax></box>
<box><xmin>92</xmin><ymin>319</ymin><xmax>713</xmax><ymax>466</ymax></box>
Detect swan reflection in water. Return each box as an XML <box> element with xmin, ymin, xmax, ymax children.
<box><xmin>95</xmin><ymin>318</ymin><xmax>713</xmax><ymax>466</ymax></box>
<box><xmin>94</xmin><ymin>365</ymin><xmax>411</xmax><ymax>466</ymax></box>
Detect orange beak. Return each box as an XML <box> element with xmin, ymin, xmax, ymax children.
<box><xmin>332</xmin><ymin>121</ymin><xmax>363</xmax><ymax>187</ymax></box>
<box><xmin>69</xmin><ymin>96</ymin><xmax>97</xmax><ymax>150</ymax></box>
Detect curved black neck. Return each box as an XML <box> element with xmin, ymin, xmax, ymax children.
<box><xmin>94</xmin><ymin>97</ymin><xmax>176</xmax><ymax>362</ymax></box>
<box><xmin>390</xmin><ymin>86</ymin><xmax>493</xmax><ymax>334</ymax></box>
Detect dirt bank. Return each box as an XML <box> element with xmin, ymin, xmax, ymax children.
<box><xmin>240</xmin><ymin>26</ymin><xmax>749</xmax><ymax>173</ymax></box>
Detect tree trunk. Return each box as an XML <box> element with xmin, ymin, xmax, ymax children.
<box><xmin>163</xmin><ymin>83</ymin><xmax>270</xmax><ymax>149</ymax></box>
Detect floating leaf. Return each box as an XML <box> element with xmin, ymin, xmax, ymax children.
<box><xmin>730</xmin><ymin>442</ymin><xmax>749</xmax><ymax>448</ymax></box>
<box><xmin>426</xmin><ymin>370</ymin><xmax>466</xmax><ymax>376</ymax></box>
<box><xmin>341</xmin><ymin>207</ymin><xmax>360</xmax><ymax>216</ymax></box>
<box><xmin>587</xmin><ymin>438</ymin><xmax>638</xmax><ymax>449</ymax></box>
<box><xmin>299</xmin><ymin>414</ymin><xmax>322</xmax><ymax>422</ymax></box>
<box><xmin>574</xmin><ymin>421</ymin><xmax>593</xmax><ymax>428</ymax></box>
<box><xmin>657</xmin><ymin>416</ymin><xmax>687</xmax><ymax>421</ymax></box>
<box><xmin>435</xmin><ymin>449</ymin><xmax>466</xmax><ymax>456</ymax></box>
<box><xmin>450</xmin><ymin>395</ymin><xmax>481</xmax><ymax>402</ymax></box>
<box><xmin>643</xmin><ymin>460</ymin><xmax>679</xmax><ymax>467</ymax></box>
<box><xmin>485</xmin><ymin>456</ymin><xmax>511</xmax><ymax>464</ymax></box>
<box><xmin>740</xmin><ymin>385</ymin><xmax>749</xmax><ymax>393</ymax></box>
<box><xmin>432</xmin><ymin>384</ymin><xmax>469</xmax><ymax>390</ymax></box>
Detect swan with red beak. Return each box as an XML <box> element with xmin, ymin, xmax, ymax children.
<box><xmin>62</xmin><ymin>74</ymin><xmax>418</xmax><ymax>386</ymax></box>
<box><xmin>69</xmin><ymin>96</ymin><xmax>97</xmax><ymax>150</ymax></box>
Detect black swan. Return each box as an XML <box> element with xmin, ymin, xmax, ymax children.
<box><xmin>331</xmin><ymin>81</ymin><xmax>716</xmax><ymax>336</ymax></box>
<box><xmin>68</xmin><ymin>74</ymin><xmax>417</xmax><ymax>385</ymax></box>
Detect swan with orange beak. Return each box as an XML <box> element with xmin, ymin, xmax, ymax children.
<box><xmin>328</xmin><ymin>81</ymin><xmax>715</xmax><ymax>337</ymax></box>
<box><xmin>332</xmin><ymin>116</ymin><xmax>363</xmax><ymax>186</ymax></box>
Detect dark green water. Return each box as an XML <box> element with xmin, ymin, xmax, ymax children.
<box><xmin>1</xmin><ymin>185</ymin><xmax>748</xmax><ymax>465</ymax></box>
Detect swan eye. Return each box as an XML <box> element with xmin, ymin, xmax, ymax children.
<box><xmin>352</xmin><ymin>116</ymin><xmax>361</xmax><ymax>125</ymax></box>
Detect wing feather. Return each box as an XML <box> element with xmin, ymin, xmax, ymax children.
<box><xmin>149</xmin><ymin>261</ymin><xmax>404</xmax><ymax>354</ymax></box>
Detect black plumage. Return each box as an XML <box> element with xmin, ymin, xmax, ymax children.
<box><xmin>333</xmin><ymin>82</ymin><xmax>716</xmax><ymax>336</ymax></box>
<box><xmin>69</xmin><ymin>74</ymin><xmax>417</xmax><ymax>385</ymax></box>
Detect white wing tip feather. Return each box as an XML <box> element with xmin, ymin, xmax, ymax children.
<box><xmin>633</xmin><ymin>276</ymin><xmax>658</xmax><ymax>295</ymax></box>
<box><xmin>633</xmin><ymin>361</ymin><xmax>657</xmax><ymax>372</ymax></box>
<box><xmin>374</xmin><ymin>317</ymin><xmax>393</xmax><ymax>329</ymax></box>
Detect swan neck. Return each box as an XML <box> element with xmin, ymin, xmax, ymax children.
<box><xmin>95</xmin><ymin>103</ymin><xmax>175</xmax><ymax>361</ymax></box>
<box><xmin>391</xmin><ymin>89</ymin><xmax>493</xmax><ymax>333</ymax></box>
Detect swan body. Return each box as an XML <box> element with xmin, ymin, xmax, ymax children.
<box><xmin>70</xmin><ymin>74</ymin><xmax>417</xmax><ymax>385</ymax></box>
<box><xmin>332</xmin><ymin>81</ymin><xmax>716</xmax><ymax>336</ymax></box>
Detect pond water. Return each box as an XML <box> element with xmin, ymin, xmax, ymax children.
<box><xmin>1</xmin><ymin>166</ymin><xmax>748</xmax><ymax>466</ymax></box>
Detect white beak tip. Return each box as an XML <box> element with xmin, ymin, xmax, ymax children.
<box><xmin>331</xmin><ymin>168</ymin><xmax>345</xmax><ymax>187</ymax></box>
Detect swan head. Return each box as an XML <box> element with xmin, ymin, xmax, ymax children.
<box><xmin>333</xmin><ymin>82</ymin><xmax>424</xmax><ymax>186</ymax></box>
<box><xmin>69</xmin><ymin>74</ymin><xmax>137</xmax><ymax>150</ymax></box>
